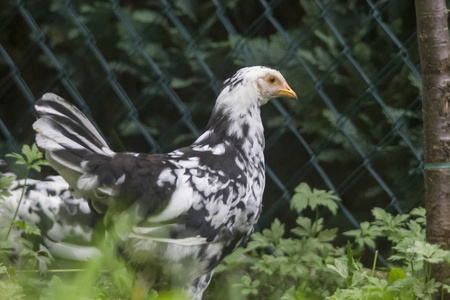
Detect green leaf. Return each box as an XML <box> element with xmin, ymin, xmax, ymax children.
<box><xmin>24</xmin><ymin>223</ymin><xmax>41</xmax><ymax>236</ymax></box>
<box><xmin>280</xmin><ymin>286</ymin><xmax>299</xmax><ymax>300</ymax></box>
<box><xmin>366</xmin><ymin>276</ymin><xmax>388</xmax><ymax>291</ymax></box>
<box><xmin>350</xmin><ymin>271</ymin><xmax>365</xmax><ymax>287</ymax></box>
<box><xmin>0</xmin><ymin>175</ymin><xmax>13</xmax><ymax>200</ymax></box>
<box><xmin>352</xmin><ymin>42</ymin><xmax>371</xmax><ymax>60</ymax></box>
<box><xmin>408</xmin><ymin>72</ymin><xmax>422</xmax><ymax>92</ymax></box>
<box><xmin>0</xmin><ymin>240</ymin><xmax>13</xmax><ymax>253</ymax></box>
<box><xmin>0</xmin><ymin>175</ymin><xmax>14</xmax><ymax>190</ymax></box>
<box><xmin>131</xmin><ymin>10</ymin><xmax>159</xmax><ymax>23</ymax></box>
<box><xmin>327</xmin><ymin>288</ymin><xmax>363</xmax><ymax>300</ymax></box>
<box><xmin>388</xmin><ymin>269</ymin><xmax>406</xmax><ymax>284</ymax></box>
<box><xmin>343</xmin><ymin>221</ymin><xmax>381</xmax><ymax>249</ymax></box>
<box><xmin>246</xmin><ymin>220</ymin><xmax>285</xmax><ymax>251</ymax></box>
<box><xmin>252</xmin><ymin>259</ymin><xmax>275</xmax><ymax>275</ymax></box>
<box><xmin>314</xmin><ymin>30</ymin><xmax>337</xmax><ymax>55</ymax></box>
<box><xmin>5</xmin><ymin>153</ymin><xmax>26</xmax><ymax>165</ymax></box>
<box><xmin>0</xmin><ymin>263</ymin><xmax>7</xmax><ymax>275</ymax></box>
<box><xmin>406</xmin><ymin>240</ymin><xmax>449</xmax><ymax>264</ymax></box>
<box><xmin>173</xmin><ymin>0</ymin><xmax>197</xmax><ymax>21</ymax></box>
<box><xmin>233</xmin><ymin>275</ymin><xmax>260</xmax><ymax>296</ymax></box>
<box><xmin>420</xmin><ymin>279</ymin><xmax>441</xmax><ymax>297</ymax></box>
<box><xmin>327</xmin><ymin>258</ymin><xmax>348</xmax><ymax>279</ymax></box>
<box><xmin>409</xmin><ymin>207</ymin><xmax>426</xmax><ymax>225</ymax></box>
<box><xmin>170</xmin><ymin>77</ymin><xmax>203</xmax><ymax>89</ymax></box>
<box><xmin>317</xmin><ymin>228</ymin><xmax>338</xmax><ymax>243</ymax></box>
<box><xmin>6</xmin><ymin>144</ymin><xmax>48</xmax><ymax>172</ymax></box>
<box><xmin>292</xmin><ymin>216</ymin><xmax>312</xmax><ymax>237</ymax></box>
<box><xmin>372</xmin><ymin>208</ymin><xmax>409</xmax><ymax>240</ymax></box>
<box><xmin>0</xmin><ymin>281</ymin><xmax>25</xmax><ymax>300</ymax></box>
<box><xmin>245</xmin><ymin>232</ymin><xmax>269</xmax><ymax>251</ymax></box>
<box><xmin>291</xmin><ymin>182</ymin><xmax>341</xmax><ymax>215</ymax></box>
<box><xmin>215</xmin><ymin>247</ymin><xmax>258</xmax><ymax>273</ymax></box>
<box><xmin>11</xmin><ymin>220</ymin><xmax>25</xmax><ymax>230</ymax></box>
<box><xmin>267</xmin><ymin>218</ymin><xmax>285</xmax><ymax>242</ymax></box>
<box><xmin>345</xmin><ymin>241</ymin><xmax>361</xmax><ymax>286</ymax></box>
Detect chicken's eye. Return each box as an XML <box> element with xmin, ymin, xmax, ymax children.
<box><xmin>268</xmin><ymin>76</ymin><xmax>277</xmax><ymax>84</ymax></box>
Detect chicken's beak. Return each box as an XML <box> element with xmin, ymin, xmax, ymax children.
<box><xmin>275</xmin><ymin>83</ymin><xmax>297</xmax><ymax>100</ymax></box>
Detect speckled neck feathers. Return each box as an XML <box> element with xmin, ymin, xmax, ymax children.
<box><xmin>195</xmin><ymin>104</ymin><xmax>264</xmax><ymax>154</ymax></box>
<box><xmin>194</xmin><ymin>69</ymin><xmax>266</xmax><ymax>158</ymax></box>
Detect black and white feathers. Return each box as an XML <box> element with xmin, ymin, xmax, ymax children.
<box><xmin>1</xmin><ymin>175</ymin><xmax>101</xmax><ymax>261</ymax></box>
<box><xmin>32</xmin><ymin>66</ymin><xmax>297</xmax><ymax>299</ymax></box>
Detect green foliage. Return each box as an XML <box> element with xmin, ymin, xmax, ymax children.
<box><xmin>0</xmin><ymin>280</ymin><xmax>25</xmax><ymax>300</ymax></box>
<box><xmin>344</xmin><ymin>221</ymin><xmax>382</xmax><ymax>249</ymax></box>
<box><xmin>233</xmin><ymin>275</ymin><xmax>260</xmax><ymax>296</ymax></box>
<box><xmin>219</xmin><ymin>182</ymin><xmax>450</xmax><ymax>300</ymax></box>
<box><xmin>290</xmin><ymin>182</ymin><xmax>341</xmax><ymax>216</ymax></box>
<box><xmin>5</xmin><ymin>144</ymin><xmax>49</xmax><ymax>173</ymax></box>
<box><xmin>0</xmin><ymin>176</ymin><xmax>13</xmax><ymax>199</ymax></box>
<box><xmin>221</xmin><ymin>183</ymin><xmax>346</xmax><ymax>299</ymax></box>
<box><xmin>3</xmin><ymin>144</ymin><xmax>49</xmax><ymax>242</ymax></box>
<box><xmin>12</xmin><ymin>221</ymin><xmax>41</xmax><ymax>236</ymax></box>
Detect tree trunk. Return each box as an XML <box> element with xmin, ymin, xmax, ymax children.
<box><xmin>415</xmin><ymin>0</ymin><xmax>450</xmax><ymax>295</ymax></box>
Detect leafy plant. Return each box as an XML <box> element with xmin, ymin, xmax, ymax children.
<box><xmin>217</xmin><ymin>182</ymin><xmax>346</xmax><ymax>299</ymax></box>
<box><xmin>4</xmin><ymin>144</ymin><xmax>48</xmax><ymax>241</ymax></box>
<box><xmin>218</xmin><ymin>182</ymin><xmax>450</xmax><ymax>300</ymax></box>
<box><xmin>0</xmin><ymin>145</ymin><xmax>53</xmax><ymax>299</ymax></box>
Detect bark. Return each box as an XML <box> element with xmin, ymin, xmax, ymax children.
<box><xmin>415</xmin><ymin>0</ymin><xmax>450</xmax><ymax>295</ymax></box>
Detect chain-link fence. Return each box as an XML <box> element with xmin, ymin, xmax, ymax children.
<box><xmin>0</xmin><ymin>0</ymin><xmax>422</xmax><ymax>249</ymax></box>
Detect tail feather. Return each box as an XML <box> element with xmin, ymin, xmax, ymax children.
<box><xmin>34</xmin><ymin>94</ymin><xmax>113</xmax><ymax>158</ymax></box>
<box><xmin>34</xmin><ymin>118</ymin><xmax>92</xmax><ymax>165</ymax></box>
<box><xmin>36</xmin><ymin>93</ymin><xmax>109</xmax><ymax>149</ymax></box>
<box><xmin>33</xmin><ymin>93</ymin><xmax>116</xmax><ymax>200</ymax></box>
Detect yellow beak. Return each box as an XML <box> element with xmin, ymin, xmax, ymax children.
<box><xmin>275</xmin><ymin>84</ymin><xmax>297</xmax><ymax>100</ymax></box>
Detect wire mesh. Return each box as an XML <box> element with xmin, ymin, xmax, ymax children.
<box><xmin>0</xmin><ymin>0</ymin><xmax>422</xmax><ymax>250</ymax></box>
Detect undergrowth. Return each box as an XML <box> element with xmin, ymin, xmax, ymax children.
<box><xmin>218</xmin><ymin>184</ymin><xmax>450</xmax><ymax>300</ymax></box>
<box><xmin>0</xmin><ymin>145</ymin><xmax>448</xmax><ymax>300</ymax></box>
